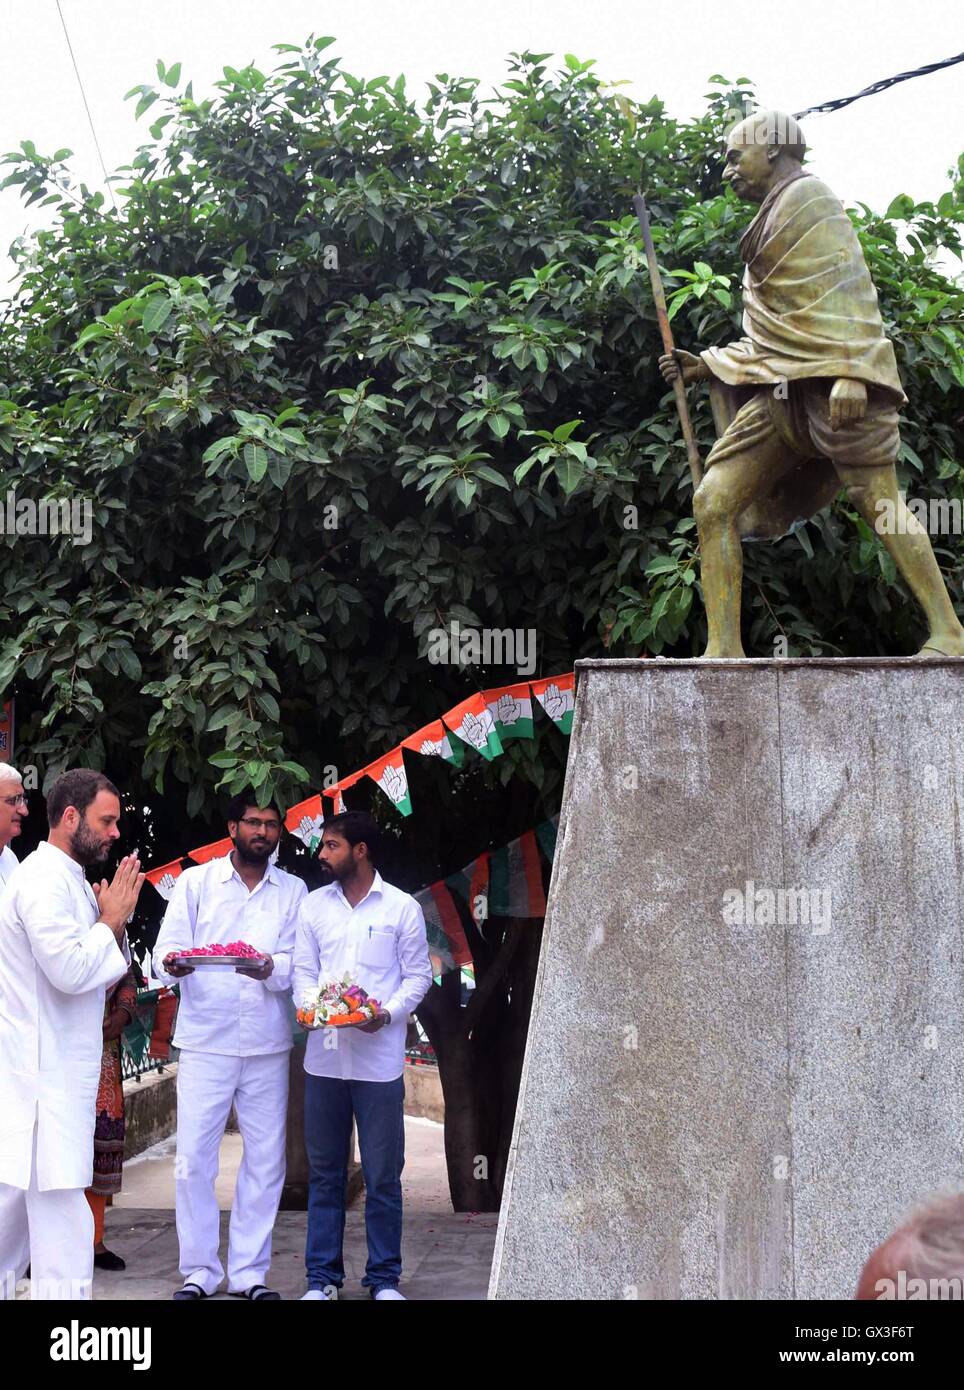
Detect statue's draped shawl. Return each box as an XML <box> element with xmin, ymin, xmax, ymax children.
<box><xmin>702</xmin><ymin>170</ymin><xmax>906</xmax><ymax>404</ymax></box>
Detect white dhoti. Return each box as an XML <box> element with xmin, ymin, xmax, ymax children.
<box><xmin>0</xmin><ymin>1125</ymin><xmax>94</xmax><ymax>1300</ymax></box>
<box><xmin>175</xmin><ymin>1049</ymin><xmax>288</xmax><ymax>1295</ymax></box>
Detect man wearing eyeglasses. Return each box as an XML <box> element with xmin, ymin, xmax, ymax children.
<box><xmin>152</xmin><ymin>790</ymin><xmax>307</xmax><ymax>1301</ymax></box>
<box><xmin>0</xmin><ymin>764</ymin><xmax>28</xmax><ymax>892</ymax></box>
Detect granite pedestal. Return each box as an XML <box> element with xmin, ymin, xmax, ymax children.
<box><xmin>490</xmin><ymin>658</ymin><xmax>964</xmax><ymax>1299</ymax></box>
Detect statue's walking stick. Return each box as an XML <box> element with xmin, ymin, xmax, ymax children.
<box><xmin>632</xmin><ymin>193</ymin><xmax>704</xmax><ymax>491</ymax></box>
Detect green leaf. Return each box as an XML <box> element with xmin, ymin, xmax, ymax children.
<box><xmin>74</xmin><ymin>322</ymin><xmax>111</xmax><ymax>349</ymax></box>
<box><xmin>243</xmin><ymin>442</ymin><xmax>268</xmax><ymax>482</ymax></box>
<box><xmin>141</xmin><ymin>294</ymin><xmax>173</xmax><ymax>335</ymax></box>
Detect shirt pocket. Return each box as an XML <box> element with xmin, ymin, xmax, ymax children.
<box><xmin>357</xmin><ymin>927</ymin><xmax>396</xmax><ymax>971</ymax></box>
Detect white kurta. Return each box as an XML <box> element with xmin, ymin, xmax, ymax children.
<box><xmin>0</xmin><ymin>844</ymin><xmax>19</xmax><ymax>892</ymax></box>
<box><xmin>0</xmin><ymin>841</ymin><xmax>128</xmax><ymax>1191</ymax></box>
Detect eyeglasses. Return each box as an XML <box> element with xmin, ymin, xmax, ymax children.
<box><xmin>238</xmin><ymin>817</ymin><xmax>282</xmax><ymax>833</ymax></box>
<box><xmin>0</xmin><ymin>793</ymin><xmax>27</xmax><ymax>808</ymax></box>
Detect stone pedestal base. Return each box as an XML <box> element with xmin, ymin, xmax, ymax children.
<box><xmin>489</xmin><ymin>658</ymin><xmax>964</xmax><ymax>1299</ymax></box>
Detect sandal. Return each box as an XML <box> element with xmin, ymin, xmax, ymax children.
<box><xmin>173</xmin><ymin>1282</ymin><xmax>209</xmax><ymax>1300</ymax></box>
<box><xmin>229</xmin><ymin>1284</ymin><xmax>281</xmax><ymax>1301</ymax></box>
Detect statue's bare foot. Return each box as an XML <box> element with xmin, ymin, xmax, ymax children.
<box><xmin>917</xmin><ymin>630</ymin><xmax>964</xmax><ymax>658</ymax></box>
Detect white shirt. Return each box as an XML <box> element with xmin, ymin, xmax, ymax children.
<box><xmin>293</xmin><ymin>871</ymin><xmax>433</xmax><ymax>1082</ymax></box>
<box><xmin>0</xmin><ymin>841</ymin><xmax>128</xmax><ymax>1190</ymax></box>
<box><xmin>153</xmin><ymin>854</ymin><xmax>307</xmax><ymax>1057</ymax></box>
<box><xmin>0</xmin><ymin>843</ymin><xmax>18</xmax><ymax>892</ymax></box>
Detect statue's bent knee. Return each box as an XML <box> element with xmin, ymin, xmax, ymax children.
<box><xmin>693</xmin><ymin>473</ymin><xmax>730</xmax><ymax>527</ymax></box>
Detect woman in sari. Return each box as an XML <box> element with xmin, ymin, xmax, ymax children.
<box><xmin>86</xmin><ymin>967</ymin><xmax>138</xmax><ymax>1271</ymax></box>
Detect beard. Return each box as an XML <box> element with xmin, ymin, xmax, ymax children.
<box><xmin>234</xmin><ymin>839</ymin><xmax>271</xmax><ymax>866</ymax></box>
<box><xmin>69</xmin><ymin>819</ymin><xmax>110</xmax><ymax>867</ymax></box>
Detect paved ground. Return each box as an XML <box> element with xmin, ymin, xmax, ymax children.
<box><xmin>93</xmin><ymin>1117</ymin><xmax>498</xmax><ymax>1301</ymax></box>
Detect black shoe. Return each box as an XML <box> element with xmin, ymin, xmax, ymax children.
<box><xmin>94</xmin><ymin>1249</ymin><xmax>126</xmax><ymax>1272</ymax></box>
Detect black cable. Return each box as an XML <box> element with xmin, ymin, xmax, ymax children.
<box><xmin>793</xmin><ymin>50</ymin><xmax>964</xmax><ymax>118</ymax></box>
<box><xmin>55</xmin><ymin>0</ymin><xmax>117</xmax><ymax>210</ymax></box>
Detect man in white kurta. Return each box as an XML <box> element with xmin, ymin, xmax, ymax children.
<box><xmin>0</xmin><ymin>770</ymin><xmax>142</xmax><ymax>1301</ymax></box>
<box><xmin>152</xmin><ymin>796</ymin><xmax>307</xmax><ymax>1300</ymax></box>
<box><xmin>0</xmin><ymin>763</ymin><xmax>28</xmax><ymax>891</ymax></box>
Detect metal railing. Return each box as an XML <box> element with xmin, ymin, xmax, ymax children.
<box><xmin>120</xmin><ymin>1051</ymin><xmax>169</xmax><ymax>1084</ymax></box>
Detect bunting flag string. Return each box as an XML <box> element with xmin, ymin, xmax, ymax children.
<box><xmin>414</xmin><ymin>816</ymin><xmax>559</xmax><ymax>977</ymax></box>
<box><xmin>141</xmin><ymin>675</ymin><xmax>573</xmax><ymax>881</ymax></box>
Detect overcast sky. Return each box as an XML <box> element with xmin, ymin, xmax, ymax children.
<box><xmin>0</xmin><ymin>0</ymin><xmax>961</xmax><ymax>291</ymax></box>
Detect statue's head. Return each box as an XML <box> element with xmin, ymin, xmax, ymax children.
<box><xmin>722</xmin><ymin>110</ymin><xmax>806</xmax><ymax>203</ymax></box>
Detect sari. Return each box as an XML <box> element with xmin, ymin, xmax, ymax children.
<box><xmin>88</xmin><ymin>968</ymin><xmax>138</xmax><ymax>1197</ymax></box>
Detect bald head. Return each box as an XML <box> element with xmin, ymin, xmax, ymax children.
<box><xmin>722</xmin><ymin>109</ymin><xmax>807</xmax><ymax>204</ymax></box>
<box><xmin>856</xmin><ymin>1193</ymin><xmax>964</xmax><ymax>1300</ymax></box>
<box><xmin>727</xmin><ymin>110</ymin><xmax>806</xmax><ymax>163</ymax></box>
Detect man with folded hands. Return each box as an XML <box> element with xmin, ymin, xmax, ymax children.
<box><xmin>153</xmin><ymin>790</ymin><xmax>306</xmax><ymax>1302</ymax></box>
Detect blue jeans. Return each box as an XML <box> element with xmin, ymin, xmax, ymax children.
<box><xmin>303</xmin><ymin>1073</ymin><xmax>405</xmax><ymax>1293</ymax></box>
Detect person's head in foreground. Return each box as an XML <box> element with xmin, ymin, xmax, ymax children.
<box><xmin>317</xmin><ymin>811</ymin><xmax>379</xmax><ymax>883</ymax></box>
<box><xmin>0</xmin><ymin>763</ymin><xmax>27</xmax><ymax>848</ymax></box>
<box><xmin>47</xmin><ymin>768</ymin><xmax>122</xmax><ymax>866</ymax></box>
<box><xmin>226</xmin><ymin>788</ymin><xmax>282</xmax><ymax>867</ymax></box>
<box><xmin>856</xmin><ymin>1192</ymin><xmax>964</xmax><ymax>1300</ymax></box>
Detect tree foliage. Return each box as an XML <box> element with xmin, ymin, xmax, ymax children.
<box><xmin>0</xmin><ymin>40</ymin><xmax>962</xmax><ymax>855</ymax></box>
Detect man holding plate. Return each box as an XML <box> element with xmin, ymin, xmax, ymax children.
<box><xmin>153</xmin><ymin>790</ymin><xmax>306</xmax><ymax>1301</ymax></box>
<box><xmin>293</xmin><ymin>811</ymin><xmax>432</xmax><ymax>1302</ymax></box>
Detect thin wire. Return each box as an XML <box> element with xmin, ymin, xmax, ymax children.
<box><xmin>793</xmin><ymin>50</ymin><xmax>964</xmax><ymax>119</ymax></box>
<box><xmin>55</xmin><ymin>0</ymin><xmax>117</xmax><ymax>210</ymax></box>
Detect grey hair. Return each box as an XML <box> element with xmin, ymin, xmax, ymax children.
<box><xmin>886</xmin><ymin>1192</ymin><xmax>964</xmax><ymax>1285</ymax></box>
<box><xmin>0</xmin><ymin>763</ymin><xmax>23</xmax><ymax>788</ymax></box>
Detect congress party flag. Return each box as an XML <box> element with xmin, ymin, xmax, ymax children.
<box><xmin>531</xmin><ymin>672</ymin><xmax>575</xmax><ymax>735</ymax></box>
<box><xmin>483</xmin><ymin>681</ymin><xmax>534</xmax><ymax>743</ymax></box>
<box><xmin>402</xmin><ymin>718</ymin><xmax>465</xmax><ymax>767</ymax></box>
<box><xmin>285</xmin><ymin>794</ymin><xmax>325</xmax><ymax>855</ymax></box>
<box><xmin>322</xmin><ymin>769</ymin><xmax>365</xmax><ymax>815</ymax></box>
<box><xmin>443</xmin><ymin>692</ymin><xmax>504</xmax><ymax>761</ymax></box>
<box><xmin>189</xmin><ymin>836</ymin><xmax>233</xmax><ymax>864</ymax></box>
<box><xmin>366</xmin><ymin>748</ymin><xmax>413</xmax><ymax>817</ymax></box>
<box><xmin>489</xmin><ymin>829</ymin><xmax>546</xmax><ymax>917</ymax></box>
<box><xmin>446</xmin><ymin>850</ymin><xmax>490</xmax><ymax>933</ymax></box>
<box><xmin>146</xmin><ymin>859</ymin><xmax>185</xmax><ymax>902</ymax></box>
<box><xmin>416</xmin><ymin>880</ymin><xmax>473</xmax><ymax>976</ymax></box>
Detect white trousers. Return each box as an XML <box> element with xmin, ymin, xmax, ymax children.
<box><xmin>175</xmin><ymin>1049</ymin><xmax>289</xmax><ymax>1295</ymax></box>
<box><xmin>0</xmin><ymin>1123</ymin><xmax>94</xmax><ymax>1300</ymax></box>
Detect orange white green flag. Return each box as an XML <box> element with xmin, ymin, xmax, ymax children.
<box><xmin>483</xmin><ymin>681</ymin><xmax>534</xmax><ymax>742</ymax></box>
<box><xmin>322</xmin><ymin>769</ymin><xmax>365</xmax><ymax>815</ymax></box>
<box><xmin>146</xmin><ymin>859</ymin><xmax>185</xmax><ymax>902</ymax></box>
<box><xmin>402</xmin><ymin>719</ymin><xmax>465</xmax><ymax>766</ymax></box>
<box><xmin>189</xmin><ymin>836</ymin><xmax>233</xmax><ymax>864</ymax></box>
<box><xmin>366</xmin><ymin>747</ymin><xmax>413</xmax><ymax>817</ymax></box>
<box><xmin>531</xmin><ymin>672</ymin><xmax>576</xmax><ymax>735</ymax></box>
<box><xmin>285</xmin><ymin>794</ymin><xmax>325</xmax><ymax>854</ymax></box>
<box><xmin>443</xmin><ymin>692</ymin><xmax>504</xmax><ymax>761</ymax></box>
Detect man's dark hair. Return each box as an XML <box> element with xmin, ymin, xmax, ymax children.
<box><xmin>226</xmin><ymin>789</ymin><xmax>282</xmax><ymax>824</ymax></box>
<box><xmin>47</xmin><ymin>769</ymin><xmax>121</xmax><ymax>828</ymax></box>
<box><xmin>323</xmin><ymin>811</ymin><xmax>380</xmax><ymax>862</ymax></box>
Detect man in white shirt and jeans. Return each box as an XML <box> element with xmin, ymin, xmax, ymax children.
<box><xmin>293</xmin><ymin>811</ymin><xmax>433</xmax><ymax>1301</ymax></box>
<box><xmin>0</xmin><ymin>763</ymin><xmax>28</xmax><ymax>892</ymax></box>
<box><xmin>153</xmin><ymin>790</ymin><xmax>307</xmax><ymax>1301</ymax></box>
